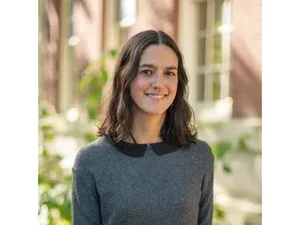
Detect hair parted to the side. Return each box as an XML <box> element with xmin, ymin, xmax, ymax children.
<box><xmin>97</xmin><ymin>30</ymin><xmax>197</xmax><ymax>148</ymax></box>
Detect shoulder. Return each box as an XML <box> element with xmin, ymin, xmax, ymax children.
<box><xmin>72</xmin><ymin>136</ymin><xmax>112</xmax><ymax>173</ymax></box>
<box><xmin>192</xmin><ymin>139</ymin><xmax>214</xmax><ymax>167</ymax></box>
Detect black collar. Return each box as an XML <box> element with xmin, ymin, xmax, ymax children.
<box><xmin>105</xmin><ymin>135</ymin><xmax>179</xmax><ymax>157</ymax></box>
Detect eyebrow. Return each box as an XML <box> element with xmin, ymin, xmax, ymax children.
<box><xmin>139</xmin><ymin>63</ymin><xmax>178</xmax><ymax>70</ymax></box>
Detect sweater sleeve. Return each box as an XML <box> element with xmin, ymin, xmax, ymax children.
<box><xmin>198</xmin><ymin>143</ymin><xmax>214</xmax><ymax>225</ymax></box>
<box><xmin>72</xmin><ymin>168</ymin><xmax>102</xmax><ymax>225</ymax></box>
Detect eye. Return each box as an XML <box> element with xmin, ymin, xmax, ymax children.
<box><xmin>165</xmin><ymin>71</ymin><xmax>176</xmax><ymax>76</ymax></box>
<box><xmin>140</xmin><ymin>69</ymin><xmax>153</xmax><ymax>75</ymax></box>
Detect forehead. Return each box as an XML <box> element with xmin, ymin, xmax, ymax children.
<box><xmin>139</xmin><ymin>44</ymin><xmax>178</xmax><ymax>67</ymax></box>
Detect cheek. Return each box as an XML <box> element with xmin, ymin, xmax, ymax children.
<box><xmin>130</xmin><ymin>78</ymin><xmax>149</xmax><ymax>95</ymax></box>
<box><xmin>169</xmin><ymin>82</ymin><xmax>178</xmax><ymax>95</ymax></box>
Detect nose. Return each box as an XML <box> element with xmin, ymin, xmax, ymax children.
<box><xmin>152</xmin><ymin>72</ymin><xmax>165</xmax><ymax>89</ymax></box>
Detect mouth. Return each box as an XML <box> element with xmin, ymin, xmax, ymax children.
<box><xmin>145</xmin><ymin>93</ymin><xmax>168</xmax><ymax>100</ymax></box>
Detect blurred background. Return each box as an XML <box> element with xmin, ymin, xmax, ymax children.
<box><xmin>38</xmin><ymin>0</ymin><xmax>261</xmax><ymax>224</ymax></box>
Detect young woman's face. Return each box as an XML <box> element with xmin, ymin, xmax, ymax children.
<box><xmin>130</xmin><ymin>44</ymin><xmax>179</xmax><ymax>117</ymax></box>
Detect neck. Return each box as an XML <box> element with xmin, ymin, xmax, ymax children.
<box><xmin>130</xmin><ymin>112</ymin><xmax>166</xmax><ymax>144</ymax></box>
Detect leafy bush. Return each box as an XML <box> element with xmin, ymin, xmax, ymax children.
<box><xmin>38</xmin><ymin>50</ymin><xmax>119</xmax><ymax>225</ymax></box>
<box><xmin>38</xmin><ymin>102</ymin><xmax>72</xmax><ymax>225</ymax></box>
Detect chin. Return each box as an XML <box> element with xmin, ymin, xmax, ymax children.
<box><xmin>141</xmin><ymin>107</ymin><xmax>168</xmax><ymax>116</ymax></box>
<box><xmin>146</xmin><ymin>110</ymin><xmax>166</xmax><ymax>115</ymax></box>
<box><xmin>132</xmin><ymin>103</ymin><xmax>171</xmax><ymax>117</ymax></box>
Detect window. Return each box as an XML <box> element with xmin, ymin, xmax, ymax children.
<box><xmin>117</xmin><ymin>0</ymin><xmax>137</xmax><ymax>47</ymax></box>
<box><xmin>195</xmin><ymin>0</ymin><xmax>232</xmax><ymax>102</ymax></box>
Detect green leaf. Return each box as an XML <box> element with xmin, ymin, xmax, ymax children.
<box><xmin>238</xmin><ymin>134</ymin><xmax>250</xmax><ymax>150</ymax></box>
<box><xmin>100</xmin><ymin>68</ymin><xmax>108</xmax><ymax>84</ymax></box>
<box><xmin>43</xmin><ymin>132</ymin><xmax>55</xmax><ymax>142</ymax></box>
<box><xmin>214</xmin><ymin>205</ymin><xmax>225</xmax><ymax>219</ymax></box>
<box><xmin>223</xmin><ymin>163</ymin><xmax>232</xmax><ymax>173</ymax></box>
<box><xmin>87</xmin><ymin>97</ymin><xmax>99</xmax><ymax>108</ymax></box>
<box><xmin>212</xmin><ymin>141</ymin><xmax>233</xmax><ymax>160</ymax></box>
<box><xmin>41</xmin><ymin>124</ymin><xmax>54</xmax><ymax>132</ymax></box>
<box><xmin>83</xmin><ymin>62</ymin><xmax>97</xmax><ymax>76</ymax></box>
<box><xmin>41</xmin><ymin>148</ymin><xmax>49</xmax><ymax>157</ymax></box>
<box><xmin>91</xmin><ymin>87</ymin><xmax>102</xmax><ymax>100</ymax></box>
<box><xmin>88</xmin><ymin>108</ymin><xmax>97</xmax><ymax>121</ymax></box>
<box><xmin>84</xmin><ymin>133</ymin><xmax>97</xmax><ymax>143</ymax></box>
<box><xmin>108</xmin><ymin>49</ymin><xmax>118</xmax><ymax>58</ymax></box>
<box><xmin>40</xmin><ymin>107</ymin><xmax>51</xmax><ymax>118</ymax></box>
<box><xmin>79</xmin><ymin>75</ymin><xmax>94</xmax><ymax>92</ymax></box>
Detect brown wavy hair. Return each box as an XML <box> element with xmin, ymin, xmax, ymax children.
<box><xmin>98</xmin><ymin>30</ymin><xmax>197</xmax><ymax>148</ymax></box>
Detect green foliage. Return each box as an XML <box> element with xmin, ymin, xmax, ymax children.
<box><xmin>211</xmin><ymin>134</ymin><xmax>252</xmax><ymax>223</ymax></box>
<box><xmin>39</xmin><ymin>49</ymin><xmax>119</xmax><ymax>225</ymax></box>
<box><xmin>39</xmin><ymin>103</ymin><xmax>72</xmax><ymax>225</ymax></box>
<box><xmin>238</xmin><ymin>134</ymin><xmax>251</xmax><ymax>151</ymax></box>
<box><xmin>84</xmin><ymin>132</ymin><xmax>98</xmax><ymax>143</ymax></box>
<box><xmin>213</xmin><ymin>204</ymin><xmax>227</xmax><ymax>225</ymax></box>
<box><xmin>222</xmin><ymin>163</ymin><xmax>231</xmax><ymax>174</ymax></box>
<box><xmin>79</xmin><ymin>49</ymin><xmax>119</xmax><ymax>143</ymax></box>
<box><xmin>211</xmin><ymin>140</ymin><xmax>233</xmax><ymax>160</ymax></box>
<box><xmin>211</xmin><ymin>134</ymin><xmax>252</xmax><ymax>174</ymax></box>
<box><xmin>214</xmin><ymin>204</ymin><xmax>225</xmax><ymax>219</ymax></box>
<box><xmin>108</xmin><ymin>49</ymin><xmax>119</xmax><ymax>58</ymax></box>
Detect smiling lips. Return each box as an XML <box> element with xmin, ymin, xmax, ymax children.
<box><xmin>145</xmin><ymin>93</ymin><xmax>168</xmax><ymax>100</ymax></box>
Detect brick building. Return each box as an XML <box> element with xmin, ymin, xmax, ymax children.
<box><xmin>39</xmin><ymin>0</ymin><xmax>261</xmax><ymax>120</ymax></box>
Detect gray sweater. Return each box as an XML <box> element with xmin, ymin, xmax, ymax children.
<box><xmin>72</xmin><ymin>136</ymin><xmax>214</xmax><ymax>225</ymax></box>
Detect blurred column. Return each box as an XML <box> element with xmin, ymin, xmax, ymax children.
<box><xmin>59</xmin><ymin>0</ymin><xmax>73</xmax><ymax>113</ymax></box>
<box><xmin>102</xmin><ymin>0</ymin><xmax>120</xmax><ymax>90</ymax></box>
<box><xmin>38</xmin><ymin>0</ymin><xmax>45</xmax><ymax>102</ymax></box>
<box><xmin>177</xmin><ymin>0</ymin><xmax>198</xmax><ymax>111</ymax></box>
<box><xmin>204</xmin><ymin>0</ymin><xmax>215</xmax><ymax>101</ymax></box>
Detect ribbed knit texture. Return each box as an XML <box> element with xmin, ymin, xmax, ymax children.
<box><xmin>72</xmin><ymin>136</ymin><xmax>214</xmax><ymax>225</ymax></box>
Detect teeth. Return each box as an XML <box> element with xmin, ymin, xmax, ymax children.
<box><xmin>147</xmin><ymin>94</ymin><xmax>166</xmax><ymax>99</ymax></box>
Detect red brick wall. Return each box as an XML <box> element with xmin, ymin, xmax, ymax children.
<box><xmin>129</xmin><ymin>0</ymin><xmax>178</xmax><ymax>42</ymax></box>
<box><xmin>40</xmin><ymin>0</ymin><xmax>103</xmax><ymax>111</ymax></box>
<box><xmin>230</xmin><ymin>0</ymin><xmax>262</xmax><ymax>117</ymax></box>
<box><xmin>73</xmin><ymin>0</ymin><xmax>103</xmax><ymax>103</ymax></box>
<box><xmin>40</xmin><ymin>0</ymin><xmax>61</xmax><ymax>111</ymax></box>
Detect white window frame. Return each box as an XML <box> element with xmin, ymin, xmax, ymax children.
<box><xmin>178</xmin><ymin>0</ymin><xmax>233</xmax><ymax>123</ymax></box>
<box><xmin>194</xmin><ymin>0</ymin><xmax>232</xmax><ymax>102</ymax></box>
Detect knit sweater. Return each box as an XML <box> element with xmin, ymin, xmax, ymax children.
<box><xmin>72</xmin><ymin>136</ymin><xmax>214</xmax><ymax>225</ymax></box>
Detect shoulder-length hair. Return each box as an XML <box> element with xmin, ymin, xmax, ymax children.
<box><xmin>98</xmin><ymin>30</ymin><xmax>197</xmax><ymax>148</ymax></box>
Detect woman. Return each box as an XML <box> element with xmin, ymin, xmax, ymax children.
<box><xmin>72</xmin><ymin>30</ymin><xmax>214</xmax><ymax>225</ymax></box>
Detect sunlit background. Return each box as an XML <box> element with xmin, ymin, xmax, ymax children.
<box><xmin>38</xmin><ymin>0</ymin><xmax>262</xmax><ymax>224</ymax></box>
